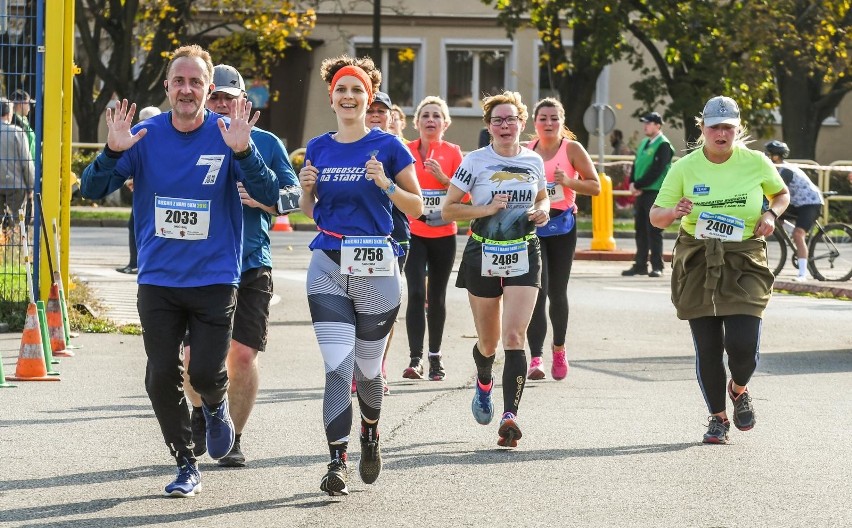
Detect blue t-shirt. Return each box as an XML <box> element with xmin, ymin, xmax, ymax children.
<box><xmin>242</xmin><ymin>126</ymin><xmax>298</xmax><ymax>271</ymax></box>
<box><xmin>305</xmin><ymin>128</ymin><xmax>415</xmax><ymax>251</ymax></box>
<box><xmin>80</xmin><ymin>111</ymin><xmax>279</xmax><ymax>287</ymax></box>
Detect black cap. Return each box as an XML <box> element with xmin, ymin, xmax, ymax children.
<box><xmin>10</xmin><ymin>89</ymin><xmax>35</xmax><ymax>104</ymax></box>
<box><xmin>639</xmin><ymin>112</ymin><xmax>662</xmax><ymax>125</ymax></box>
<box><xmin>373</xmin><ymin>91</ymin><xmax>392</xmax><ymax>109</ymax></box>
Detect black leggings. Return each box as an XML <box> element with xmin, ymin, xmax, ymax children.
<box><xmin>526</xmin><ymin>225</ymin><xmax>577</xmax><ymax>357</ymax></box>
<box><xmin>404</xmin><ymin>234</ymin><xmax>456</xmax><ymax>356</ymax></box>
<box><xmin>689</xmin><ymin>315</ymin><xmax>761</xmax><ymax>414</ymax></box>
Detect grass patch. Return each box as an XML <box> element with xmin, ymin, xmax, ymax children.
<box><xmin>71</xmin><ymin>209</ymin><xmax>131</xmax><ymax>221</ymax></box>
<box><xmin>67</xmin><ymin>278</ymin><xmax>142</xmax><ymax>334</ymax></box>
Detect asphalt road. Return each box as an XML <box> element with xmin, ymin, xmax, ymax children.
<box><xmin>0</xmin><ymin>228</ymin><xmax>850</xmax><ymax>527</ymax></box>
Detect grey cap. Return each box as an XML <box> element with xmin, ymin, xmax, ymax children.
<box><xmin>702</xmin><ymin>96</ymin><xmax>740</xmax><ymax>127</ymax></box>
<box><xmin>212</xmin><ymin>65</ymin><xmax>245</xmax><ymax>97</ymax></box>
<box><xmin>373</xmin><ymin>91</ymin><xmax>392</xmax><ymax>109</ymax></box>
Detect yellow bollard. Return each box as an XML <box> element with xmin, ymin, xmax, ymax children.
<box><xmin>590</xmin><ymin>173</ymin><xmax>616</xmax><ymax>250</ymax></box>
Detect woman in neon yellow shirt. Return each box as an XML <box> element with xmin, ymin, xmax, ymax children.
<box><xmin>650</xmin><ymin>96</ymin><xmax>789</xmax><ymax>445</ymax></box>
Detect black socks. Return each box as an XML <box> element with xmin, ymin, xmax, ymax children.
<box><xmin>472</xmin><ymin>343</ymin><xmax>495</xmax><ymax>385</ymax></box>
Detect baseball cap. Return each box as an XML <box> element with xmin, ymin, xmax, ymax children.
<box><xmin>372</xmin><ymin>91</ymin><xmax>392</xmax><ymax>110</ymax></box>
<box><xmin>211</xmin><ymin>65</ymin><xmax>245</xmax><ymax>97</ymax></box>
<box><xmin>10</xmin><ymin>89</ymin><xmax>35</xmax><ymax>104</ymax></box>
<box><xmin>639</xmin><ymin>112</ymin><xmax>662</xmax><ymax>125</ymax></box>
<box><xmin>702</xmin><ymin>96</ymin><xmax>740</xmax><ymax>127</ymax></box>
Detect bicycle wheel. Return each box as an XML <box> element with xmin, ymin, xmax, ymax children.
<box><xmin>765</xmin><ymin>229</ymin><xmax>787</xmax><ymax>277</ymax></box>
<box><xmin>808</xmin><ymin>223</ymin><xmax>852</xmax><ymax>281</ymax></box>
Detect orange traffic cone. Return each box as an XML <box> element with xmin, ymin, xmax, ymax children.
<box><xmin>272</xmin><ymin>215</ymin><xmax>293</xmax><ymax>232</ymax></box>
<box><xmin>47</xmin><ymin>283</ymin><xmax>73</xmax><ymax>358</ymax></box>
<box><xmin>6</xmin><ymin>303</ymin><xmax>60</xmax><ymax>381</ymax></box>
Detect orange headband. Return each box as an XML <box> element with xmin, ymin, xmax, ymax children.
<box><xmin>329</xmin><ymin>65</ymin><xmax>374</xmax><ymax>104</ymax></box>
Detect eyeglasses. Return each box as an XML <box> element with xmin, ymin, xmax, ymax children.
<box><xmin>489</xmin><ymin>115</ymin><xmax>520</xmax><ymax>126</ymax></box>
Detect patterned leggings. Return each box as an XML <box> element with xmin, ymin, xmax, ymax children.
<box><xmin>307</xmin><ymin>250</ymin><xmax>401</xmax><ymax>444</ymax></box>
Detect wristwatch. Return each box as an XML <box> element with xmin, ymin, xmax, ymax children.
<box><xmin>383</xmin><ymin>183</ymin><xmax>397</xmax><ymax>195</ymax></box>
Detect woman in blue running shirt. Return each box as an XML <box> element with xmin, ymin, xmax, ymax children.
<box><xmin>298</xmin><ymin>54</ymin><xmax>422</xmax><ymax>496</ymax></box>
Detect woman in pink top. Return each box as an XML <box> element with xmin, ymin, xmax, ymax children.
<box><xmin>525</xmin><ymin>98</ymin><xmax>600</xmax><ymax>380</ymax></box>
<box><xmin>402</xmin><ymin>96</ymin><xmax>463</xmax><ymax>381</ymax></box>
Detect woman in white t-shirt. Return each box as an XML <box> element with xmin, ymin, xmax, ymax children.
<box><xmin>442</xmin><ymin>91</ymin><xmax>549</xmax><ymax>448</ymax></box>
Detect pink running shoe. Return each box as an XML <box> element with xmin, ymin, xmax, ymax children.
<box><xmin>551</xmin><ymin>346</ymin><xmax>569</xmax><ymax>380</ymax></box>
<box><xmin>527</xmin><ymin>356</ymin><xmax>546</xmax><ymax>380</ymax></box>
<box><xmin>351</xmin><ymin>377</ymin><xmax>357</xmax><ymax>396</ymax></box>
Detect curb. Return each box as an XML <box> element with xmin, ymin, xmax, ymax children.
<box><xmin>774</xmin><ymin>280</ymin><xmax>852</xmax><ymax>299</ymax></box>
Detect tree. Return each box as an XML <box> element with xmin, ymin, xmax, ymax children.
<box><xmin>74</xmin><ymin>0</ymin><xmax>316</xmax><ymax>142</ymax></box>
<box><xmin>769</xmin><ymin>1</ymin><xmax>852</xmax><ymax>160</ymax></box>
<box><xmin>483</xmin><ymin>0</ymin><xmax>633</xmax><ymax>146</ymax></box>
<box><xmin>624</xmin><ymin>0</ymin><xmax>777</xmax><ymax>145</ymax></box>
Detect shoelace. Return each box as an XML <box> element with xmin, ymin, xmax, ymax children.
<box><xmin>175</xmin><ymin>464</ymin><xmax>198</xmax><ymax>484</ymax></box>
<box><xmin>706</xmin><ymin>418</ymin><xmax>727</xmax><ymax>435</ymax></box>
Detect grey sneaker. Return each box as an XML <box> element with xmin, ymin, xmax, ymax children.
<box><xmin>728</xmin><ymin>381</ymin><xmax>756</xmax><ymax>431</ymax></box>
<box><xmin>702</xmin><ymin>416</ymin><xmax>731</xmax><ymax>444</ymax></box>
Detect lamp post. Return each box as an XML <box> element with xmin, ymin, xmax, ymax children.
<box><xmin>372</xmin><ymin>0</ymin><xmax>381</xmax><ymax>63</ymax></box>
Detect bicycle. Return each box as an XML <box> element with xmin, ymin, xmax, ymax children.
<box><xmin>766</xmin><ymin>193</ymin><xmax>852</xmax><ymax>281</ymax></box>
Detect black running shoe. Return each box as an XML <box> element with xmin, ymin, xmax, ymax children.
<box><xmin>359</xmin><ymin>427</ymin><xmax>382</xmax><ymax>484</ymax></box>
<box><xmin>621</xmin><ymin>265</ymin><xmax>649</xmax><ymax>276</ymax></box>
<box><xmin>320</xmin><ymin>458</ymin><xmax>349</xmax><ymax>496</ymax></box>
<box><xmin>702</xmin><ymin>416</ymin><xmax>731</xmax><ymax>444</ymax></box>
<box><xmin>427</xmin><ymin>355</ymin><xmax>445</xmax><ymax>381</ymax></box>
<box><xmin>402</xmin><ymin>357</ymin><xmax>424</xmax><ymax>379</ymax></box>
<box><xmin>217</xmin><ymin>437</ymin><xmax>246</xmax><ymax>467</ymax></box>
<box><xmin>190</xmin><ymin>407</ymin><xmax>207</xmax><ymax>457</ymax></box>
<box><xmin>728</xmin><ymin>381</ymin><xmax>756</xmax><ymax>431</ymax></box>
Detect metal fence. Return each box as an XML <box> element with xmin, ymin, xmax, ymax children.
<box><xmin>1</xmin><ymin>0</ymin><xmax>42</xmax><ymax>315</ymax></box>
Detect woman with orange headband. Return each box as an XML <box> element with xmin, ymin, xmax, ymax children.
<box><xmin>298</xmin><ymin>54</ymin><xmax>422</xmax><ymax>496</ymax></box>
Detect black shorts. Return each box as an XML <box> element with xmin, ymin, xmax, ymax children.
<box><xmin>182</xmin><ymin>266</ymin><xmax>273</xmax><ymax>351</ymax></box>
<box><xmin>232</xmin><ymin>266</ymin><xmax>273</xmax><ymax>351</ymax></box>
<box><xmin>784</xmin><ymin>204</ymin><xmax>821</xmax><ymax>232</ymax></box>
<box><xmin>455</xmin><ymin>237</ymin><xmax>541</xmax><ymax>298</ymax></box>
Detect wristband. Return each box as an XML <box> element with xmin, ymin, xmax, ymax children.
<box><xmin>766</xmin><ymin>208</ymin><xmax>779</xmax><ymax>219</ymax></box>
<box><xmin>383</xmin><ymin>183</ymin><xmax>397</xmax><ymax>195</ymax></box>
<box><xmin>234</xmin><ymin>146</ymin><xmax>252</xmax><ymax>160</ymax></box>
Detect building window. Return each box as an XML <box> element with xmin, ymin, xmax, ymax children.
<box><xmin>443</xmin><ymin>43</ymin><xmax>513</xmax><ymax>111</ymax></box>
<box><xmin>354</xmin><ymin>44</ymin><xmax>420</xmax><ymax>108</ymax></box>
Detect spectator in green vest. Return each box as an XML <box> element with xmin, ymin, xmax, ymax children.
<box><xmin>9</xmin><ymin>90</ymin><xmax>35</xmax><ymax>158</ymax></box>
<box><xmin>622</xmin><ymin>112</ymin><xmax>673</xmax><ymax>278</ymax></box>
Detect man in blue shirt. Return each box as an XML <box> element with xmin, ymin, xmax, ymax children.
<box><xmin>183</xmin><ymin>64</ymin><xmax>298</xmax><ymax>468</ymax></box>
<box><xmin>81</xmin><ymin>45</ymin><xmax>279</xmax><ymax>498</ymax></box>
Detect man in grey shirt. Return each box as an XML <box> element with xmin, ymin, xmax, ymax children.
<box><xmin>0</xmin><ymin>98</ymin><xmax>35</xmax><ymax>226</ymax></box>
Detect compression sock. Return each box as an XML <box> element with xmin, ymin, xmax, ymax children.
<box><xmin>502</xmin><ymin>349</ymin><xmax>528</xmax><ymax>415</ymax></box>
<box><xmin>472</xmin><ymin>343</ymin><xmax>495</xmax><ymax>385</ymax></box>
<box><xmin>328</xmin><ymin>441</ymin><xmax>348</xmax><ymax>462</ymax></box>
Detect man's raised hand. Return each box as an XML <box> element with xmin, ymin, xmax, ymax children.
<box><xmin>106</xmin><ymin>99</ymin><xmax>147</xmax><ymax>152</ymax></box>
<box><xmin>218</xmin><ymin>99</ymin><xmax>259</xmax><ymax>153</ymax></box>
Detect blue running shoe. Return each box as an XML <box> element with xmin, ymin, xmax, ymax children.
<box><xmin>471</xmin><ymin>379</ymin><xmax>494</xmax><ymax>425</ymax></box>
<box><xmin>202</xmin><ymin>399</ymin><xmax>235</xmax><ymax>460</ymax></box>
<box><xmin>164</xmin><ymin>458</ymin><xmax>201</xmax><ymax>497</ymax></box>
